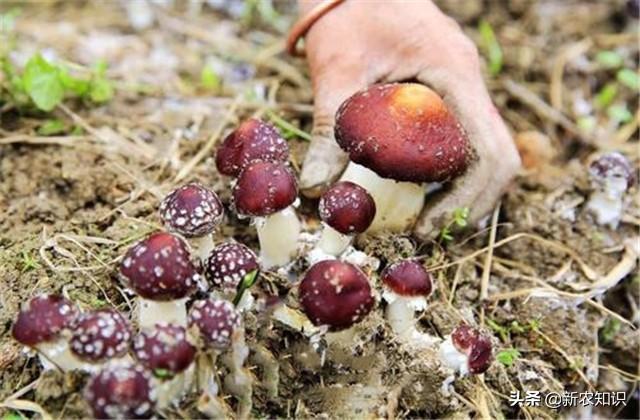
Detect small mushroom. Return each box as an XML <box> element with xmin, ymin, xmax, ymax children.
<box><xmin>215</xmin><ymin>118</ymin><xmax>289</xmax><ymax>177</ymax></box>
<box><xmin>133</xmin><ymin>323</ymin><xmax>196</xmax><ymax>409</ymax></box>
<box><xmin>439</xmin><ymin>323</ymin><xmax>493</xmax><ymax>375</ymax></box>
<box><xmin>84</xmin><ymin>363</ymin><xmax>156</xmax><ymax>419</ymax></box>
<box><xmin>119</xmin><ymin>232</ymin><xmax>201</xmax><ymax>329</ymax></box>
<box><xmin>585</xmin><ymin>152</ymin><xmax>635</xmax><ymax>228</ymax></box>
<box><xmin>204</xmin><ymin>242</ymin><xmax>259</xmax><ymax>307</ymax></box>
<box><xmin>233</xmin><ymin>161</ymin><xmax>301</xmax><ymax>268</ymax></box>
<box><xmin>335</xmin><ymin>83</ymin><xmax>472</xmax><ymax>231</ymax></box>
<box><xmin>381</xmin><ymin>259</ymin><xmax>437</xmax><ymax>347</ymax></box>
<box><xmin>12</xmin><ymin>294</ymin><xmax>82</xmax><ymax>371</ymax></box>
<box><xmin>189</xmin><ymin>298</ymin><xmax>241</xmax><ymax>349</ymax></box>
<box><xmin>69</xmin><ymin>309</ymin><xmax>132</xmax><ymax>369</ymax></box>
<box><xmin>159</xmin><ymin>182</ymin><xmax>224</xmax><ymax>261</ymax></box>
<box><xmin>316</xmin><ymin>181</ymin><xmax>376</xmax><ymax>256</ymax></box>
<box><xmin>299</xmin><ymin>260</ymin><xmax>375</xmax><ymax>331</ymax></box>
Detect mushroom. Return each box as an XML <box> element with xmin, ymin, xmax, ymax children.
<box><xmin>159</xmin><ymin>182</ymin><xmax>224</xmax><ymax>261</ymax></box>
<box><xmin>335</xmin><ymin>83</ymin><xmax>472</xmax><ymax>232</ymax></box>
<box><xmin>69</xmin><ymin>309</ymin><xmax>132</xmax><ymax>370</ymax></box>
<box><xmin>585</xmin><ymin>152</ymin><xmax>635</xmax><ymax>228</ymax></box>
<box><xmin>204</xmin><ymin>241</ymin><xmax>259</xmax><ymax>307</ymax></box>
<box><xmin>215</xmin><ymin>118</ymin><xmax>289</xmax><ymax>177</ymax></box>
<box><xmin>188</xmin><ymin>298</ymin><xmax>249</xmax><ymax>418</ymax></box>
<box><xmin>316</xmin><ymin>181</ymin><xmax>376</xmax><ymax>256</ymax></box>
<box><xmin>133</xmin><ymin>323</ymin><xmax>196</xmax><ymax>409</ymax></box>
<box><xmin>11</xmin><ymin>294</ymin><xmax>82</xmax><ymax>371</ymax></box>
<box><xmin>233</xmin><ymin>161</ymin><xmax>301</xmax><ymax>269</ymax></box>
<box><xmin>119</xmin><ymin>232</ymin><xmax>201</xmax><ymax>329</ymax></box>
<box><xmin>439</xmin><ymin>323</ymin><xmax>493</xmax><ymax>375</ymax></box>
<box><xmin>84</xmin><ymin>363</ymin><xmax>156</xmax><ymax>419</ymax></box>
<box><xmin>381</xmin><ymin>259</ymin><xmax>438</xmax><ymax>347</ymax></box>
<box><xmin>299</xmin><ymin>260</ymin><xmax>375</xmax><ymax>331</ymax></box>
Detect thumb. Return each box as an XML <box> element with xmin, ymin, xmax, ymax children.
<box><xmin>299</xmin><ymin>64</ymin><xmax>368</xmax><ymax>197</ymax></box>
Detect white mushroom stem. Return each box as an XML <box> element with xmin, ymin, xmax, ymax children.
<box><xmin>383</xmin><ymin>292</ymin><xmax>439</xmax><ymax>348</ymax></box>
<box><xmin>256</xmin><ymin>206</ymin><xmax>300</xmax><ymax>269</ymax></box>
<box><xmin>317</xmin><ymin>223</ymin><xmax>351</xmax><ymax>256</ymax></box>
<box><xmin>196</xmin><ymin>352</ymin><xmax>233</xmax><ymax>418</ymax></box>
<box><xmin>138</xmin><ymin>298</ymin><xmax>188</xmax><ymax>329</ymax></box>
<box><xmin>438</xmin><ymin>336</ymin><xmax>469</xmax><ymax>375</ymax></box>
<box><xmin>188</xmin><ymin>235</ymin><xmax>215</xmax><ymax>262</ymax></box>
<box><xmin>154</xmin><ymin>364</ymin><xmax>195</xmax><ymax>409</ymax></box>
<box><xmin>223</xmin><ymin>327</ymin><xmax>253</xmax><ymax>419</ymax></box>
<box><xmin>586</xmin><ymin>176</ymin><xmax>628</xmax><ymax>228</ymax></box>
<box><xmin>340</xmin><ymin>162</ymin><xmax>426</xmax><ymax>232</ymax></box>
<box><xmin>36</xmin><ymin>340</ymin><xmax>96</xmax><ymax>372</ymax></box>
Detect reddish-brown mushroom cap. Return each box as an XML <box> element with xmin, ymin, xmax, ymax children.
<box><xmin>133</xmin><ymin>323</ymin><xmax>196</xmax><ymax>377</ymax></box>
<box><xmin>188</xmin><ymin>298</ymin><xmax>241</xmax><ymax>349</ymax></box>
<box><xmin>381</xmin><ymin>260</ymin><xmax>433</xmax><ymax>297</ymax></box>
<box><xmin>319</xmin><ymin>181</ymin><xmax>376</xmax><ymax>235</ymax></box>
<box><xmin>70</xmin><ymin>309</ymin><xmax>132</xmax><ymax>362</ymax></box>
<box><xmin>159</xmin><ymin>182</ymin><xmax>224</xmax><ymax>238</ymax></box>
<box><xmin>299</xmin><ymin>260</ymin><xmax>375</xmax><ymax>331</ymax></box>
<box><xmin>12</xmin><ymin>294</ymin><xmax>78</xmax><ymax>346</ymax></box>
<box><xmin>119</xmin><ymin>232</ymin><xmax>201</xmax><ymax>301</ymax></box>
<box><xmin>233</xmin><ymin>161</ymin><xmax>298</xmax><ymax>217</ymax></box>
<box><xmin>216</xmin><ymin>118</ymin><xmax>289</xmax><ymax>177</ymax></box>
<box><xmin>451</xmin><ymin>323</ymin><xmax>493</xmax><ymax>374</ymax></box>
<box><xmin>204</xmin><ymin>242</ymin><xmax>259</xmax><ymax>292</ymax></box>
<box><xmin>84</xmin><ymin>364</ymin><xmax>155</xmax><ymax>419</ymax></box>
<box><xmin>589</xmin><ymin>152</ymin><xmax>636</xmax><ymax>189</ymax></box>
<box><xmin>335</xmin><ymin>83</ymin><xmax>471</xmax><ymax>183</ymax></box>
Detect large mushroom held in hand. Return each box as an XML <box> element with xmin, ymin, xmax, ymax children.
<box><xmin>159</xmin><ymin>182</ymin><xmax>224</xmax><ymax>261</ymax></box>
<box><xmin>233</xmin><ymin>161</ymin><xmax>301</xmax><ymax>268</ymax></box>
<box><xmin>316</xmin><ymin>181</ymin><xmax>376</xmax><ymax>256</ymax></box>
<box><xmin>299</xmin><ymin>260</ymin><xmax>375</xmax><ymax>331</ymax></box>
<box><xmin>335</xmin><ymin>83</ymin><xmax>472</xmax><ymax>232</ymax></box>
<box><xmin>215</xmin><ymin>118</ymin><xmax>289</xmax><ymax>177</ymax></box>
<box><xmin>12</xmin><ymin>294</ymin><xmax>82</xmax><ymax>371</ymax></box>
<box><xmin>119</xmin><ymin>232</ymin><xmax>201</xmax><ymax>329</ymax></box>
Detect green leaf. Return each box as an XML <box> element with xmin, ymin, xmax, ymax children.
<box><xmin>89</xmin><ymin>78</ymin><xmax>113</xmax><ymax>103</ymax></box>
<box><xmin>478</xmin><ymin>20</ymin><xmax>503</xmax><ymax>76</ymax></box>
<box><xmin>496</xmin><ymin>348</ymin><xmax>520</xmax><ymax>367</ymax></box>
<box><xmin>577</xmin><ymin>115</ymin><xmax>597</xmax><ymax>133</ymax></box>
<box><xmin>487</xmin><ymin>319</ymin><xmax>509</xmax><ymax>342</ymax></box>
<box><xmin>617</xmin><ymin>68</ymin><xmax>639</xmax><ymax>91</ymax></box>
<box><xmin>595</xmin><ymin>83</ymin><xmax>617</xmax><ymax>108</ymax></box>
<box><xmin>233</xmin><ymin>269</ymin><xmax>259</xmax><ymax>306</ymax></box>
<box><xmin>37</xmin><ymin>119</ymin><xmax>65</xmax><ymax>135</ymax></box>
<box><xmin>22</xmin><ymin>54</ymin><xmax>64</xmax><ymax>111</ymax></box>
<box><xmin>600</xmin><ymin>318</ymin><xmax>621</xmax><ymax>343</ymax></box>
<box><xmin>200</xmin><ymin>65</ymin><xmax>221</xmax><ymax>91</ymax></box>
<box><xmin>607</xmin><ymin>104</ymin><xmax>632</xmax><ymax>123</ymax></box>
<box><xmin>59</xmin><ymin>69</ymin><xmax>89</xmax><ymax>95</ymax></box>
<box><xmin>153</xmin><ymin>368</ymin><xmax>173</xmax><ymax>379</ymax></box>
<box><xmin>595</xmin><ymin>50</ymin><xmax>623</xmax><ymax>68</ymax></box>
<box><xmin>267</xmin><ymin>111</ymin><xmax>312</xmax><ymax>141</ymax></box>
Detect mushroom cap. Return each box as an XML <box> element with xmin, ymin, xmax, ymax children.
<box><xmin>335</xmin><ymin>83</ymin><xmax>471</xmax><ymax>183</ymax></box>
<box><xmin>84</xmin><ymin>364</ymin><xmax>155</xmax><ymax>419</ymax></box>
<box><xmin>589</xmin><ymin>152</ymin><xmax>636</xmax><ymax>189</ymax></box>
<box><xmin>70</xmin><ymin>309</ymin><xmax>132</xmax><ymax>362</ymax></box>
<box><xmin>451</xmin><ymin>323</ymin><xmax>493</xmax><ymax>374</ymax></box>
<box><xmin>319</xmin><ymin>181</ymin><xmax>376</xmax><ymax>235</ymax></box>
<box><xmin>299</xmin><ymin>260</ymin><xmax>375</xmax><ymax>331</ymax></box>
<box><xmin>233</xmin><ymin>161</ymin><xmax>298</xmax><ymax>217</ymax></box>
<box><xmin>119</xmin><ymin>232</ymin><xmax>201</xmax><ymax>301</ymax></box>
<box><xmin>188</xmin><ymin>298</ymin><xmax>241</xmax><ymax>349</ymax></box>
<box><xmin>381</xmin><ymin>259</ymin><xmax>433</xmax><ymax>297</ymax></box>
<box><xmin>12</xmin><ymin>294</ymin><xmax>78</xmax><ymax>346</ymax></box>
<box><xmin>133</xmin><ymin>323</ymin><xmax>196</xmax><ymax>377</ymax></box>
<box><xmin>204</xmin><ymin>242</ymin><xmax>259</xmax><ymax>292</ymax></box>
<box><xmin>159</xmin><ymin>182</ymin><xmax>224</xmax><ymax>238</ymax></box>
<box><xmin>216</xmin><ymin>118</ymin><xmax>289</xmax><ymax>177</ymax></box>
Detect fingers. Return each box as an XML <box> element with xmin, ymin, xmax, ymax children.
<box><xmin>299</xmin><ymin>53</ymin><xmax>370</xmax><ymax>197</ymax></box>
<box><xmin>414</xmin><ymin>49</ymin><xmax>521</xmax><ymax>238</ymax></box>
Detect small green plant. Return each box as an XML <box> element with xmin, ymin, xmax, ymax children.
<box><xmin>1</xmin><ymin>411</ymin><xmax>23</xmax><ymax>420</ymax></box>
<box><xmin>37</xmin><ymin>118</ymin><xmax>66</xmax><ymax>135</ymax></box>
<box><xmin>496</xmin><ymin>348</ymin><xmax>521</xmax><ymax>367</ymax></box>
<box><xmin>487</xmin><ymin>318</ymin><xmax>541</xmax><ymax>342</ymax></box>
<box><xmin>200</xmin><ymin>65</ymin><xmax>221</xmax><ymax>91</ymax></box>
<box><xmin>599</xmin><ymin>318</ymin><xmax>621</xmax><ymax>343</ymax></box>
<box><xmin>595</xmin><ymin>82</ymin><xmax>617</xmax><ymax>108</ymax></box>
<box><xmin>478</xmin><ymin>20</ymin><xmax>503</xmax><ymax>76</ymax></box>
<box><xmin>439</xmin><ymin>207</ymin><xmax>469</xmax><ymax>242</ymax></box>
<box><xmin>267</xmin><ymin>111</ymin><xmax>312</xmax><ymax>141</ymax></box>
<box><xmin>617</xmin><ymin>68</ymin><xmax>639</xmax><ymax>91</ymax></box>
<box><xmin>20</xmin><ymin>250</ymin><xmax>40</xmax><ymax>273</ymax></box>
<box><xmin>233</xmin><ymin>269</ymin><xmax>259</xmax><ymax>306</ymax></box>
<box><xmin>595</xmin><ymin>50</ymin><xmax>623</xmax><ymax>68</ymax></box>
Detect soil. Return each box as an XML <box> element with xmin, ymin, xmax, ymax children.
<box><xmin>1</xmin><ymin>1</ymin><xmax>638</xmax><ymax>419</ymax></box>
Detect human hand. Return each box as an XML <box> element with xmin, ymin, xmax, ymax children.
<box><xmin>298</xmin><ymin>0</ymin><xmax>521</xmax><ymax>237</ymax></box>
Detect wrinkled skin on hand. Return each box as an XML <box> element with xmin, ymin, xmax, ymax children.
<box><xmin>298</xmin><ymin>0</ymin><xmax>521</xmax><ymax>238</ymax></box>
